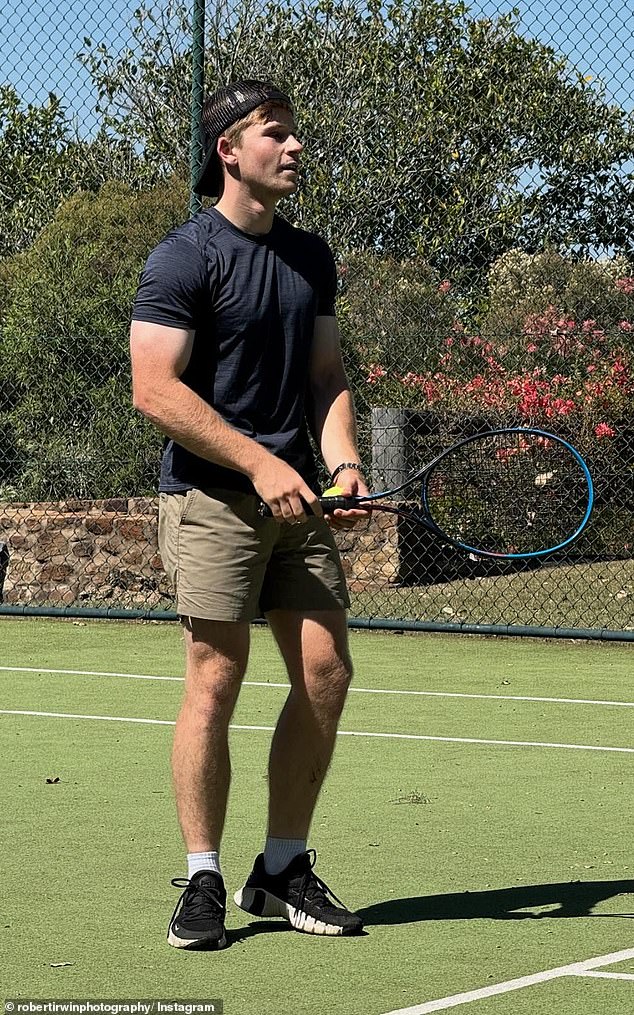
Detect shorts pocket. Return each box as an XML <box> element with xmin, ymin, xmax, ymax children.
<box><xmin>179</xmin><ymin>488</ymin><xmax>200</xmax><ymax>525</ymax></box>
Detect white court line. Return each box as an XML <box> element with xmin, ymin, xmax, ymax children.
<box><xmin>0</xmin><ymin>665</ymin><xmax>183</xmax><ymax>683</ymax></box>
<box><xmin>1</xmin><ymin>666</ymin><xmax>633</xmax><ymax>708</ymax></box>
<box><xmin>575</xmin><ymin>971</ymin><xmax>634</xmax><ymax>980</ymax></box>
<box><xmin>379</xmin><ymin>946</ymin><xmax>634</xmax><ymax>1014</ymax></box>
<box><xmin>0</xmin><ymin>709</ymin><xmax>273</xmax><ymax>731</ymax></box>
<box><xmin>1</xmin><ymin>709</ymin><xmax>633</xmax><ymax>753</ymax></box>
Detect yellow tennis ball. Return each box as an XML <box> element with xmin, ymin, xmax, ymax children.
<box><xmin>323</xmin><ymin>485</ymin><xmax>345</xmax><ymax>497</ymax></box>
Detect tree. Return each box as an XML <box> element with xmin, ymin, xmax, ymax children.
<box><xmin>0</xmin><ymin>85</ymin><xmax>159</xmax><ymax>258</ymax></box>
<box><xmin>80</xmin><ymin>0</ymin><xmax>634</xmax><ymax>278</ymax></box>
<box><xmin>0</xmin><ymin>86</ymin><xmax>72</xmax><ymax>258</ymax></box>
<box><xmin>0</xmin><ymin>180</ymin><xmax>188</xmax><ymax>498</ymax></box>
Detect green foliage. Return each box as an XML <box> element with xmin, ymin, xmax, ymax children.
<box><xmin>484</xmin><ymin>249</ymin><xmax>634</xmax><ymax>339</ymax></box>
<box><xmin>80</xmin><ymin>0</ymin><xmax>634</xmax><ymax>272</ymax></box>
<box><xmin>0</xmin><ymin>180</ymin><xmax>189</xmax><ymax>499</ymax></box>
<box><xmin>338</xmin><ymin>248</ymin><xmax>633</xmax><ymax>560</ymax></box>
<box><xmin>0</xmin><ymin>85</ymin><xmax>161</xmax><ymax>259</ymax></box>
<box><xmin>0</xmin><ymin>86</ymin><xmax>71</xmax><ymax>258</ymax></box>
<box><xmin>337</xmin><ymin>250</ymin><xmax>458</xmax><ymax>387</ymax></box>
<box><xmin>79</xmin><ymin>3</ymin><xmax>194</xmax><ymax>177</ymax></box>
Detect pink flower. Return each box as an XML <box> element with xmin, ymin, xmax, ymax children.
<box><xmin>366</xmin><ymin>364</ymin><xmax>387</xmax><ymax>384</ymax></box>
<box><xmin>595</xmin><ymin>423</ymin><xmax>616</xmax><ymax>439</ymax></box>
<box><xmin>616</xmin><ymin>278</ymin><xmax>634</xmax><ymax>294</ymax></box>
<box><xmin>438</xmin><ymin>280</ymin><xmax>452</xmax><ymax>294</ymax></box>
<box><xmin>550</xmin><ymin>397</ymin><xmax>576</xmax><ymax>415</ymax></box>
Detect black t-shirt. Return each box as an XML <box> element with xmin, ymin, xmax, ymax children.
<box><xmin>132</xmin><ymin>207</ymin><xmax>337</xmax><ymax>493</ymax></box>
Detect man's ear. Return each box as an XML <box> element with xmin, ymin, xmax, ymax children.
<box><xmin>217</xmin><ymin>135</ymin><xmax>239</xmax><ymax>170</ymax></box>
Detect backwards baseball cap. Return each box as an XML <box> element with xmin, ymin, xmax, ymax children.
<box><xmin>193</xmin><ymin>80</ymin><xmax>293</xmax><ymax>198</ymax></box>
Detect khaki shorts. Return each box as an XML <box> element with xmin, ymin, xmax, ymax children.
<box><xmin>158</xmin><ymin>487</ymin><xmax>350</xmax><ymax>622</ymax></box>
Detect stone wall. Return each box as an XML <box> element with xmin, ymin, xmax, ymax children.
<box><xmin>0</xmin><ymin>498</ymin><xmax>403</xmax><ymax>610</ymax></box>
<box><xmin>0</xmin><ymin>498</ymin><xmax>168</xmax><ymax>608</ymax></box>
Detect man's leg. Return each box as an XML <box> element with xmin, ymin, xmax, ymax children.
<box><xmin>234</xmin><ymin>609</ymin><xmax>363</xmax><ymax>935</ymax></box>
<box><xmin>168</xmin><ymin>617</ymin><xmax>249</xmax><ymax>949</ymax></box>
<box><xmin>265</xmin><ymin>609</ymin><xmax>352</xmax><ymax>840</ymax></box>
<box><xmin>172</xmin><ymin>617</ymin><xmax>250</xmax><ymax>851</ymax></box>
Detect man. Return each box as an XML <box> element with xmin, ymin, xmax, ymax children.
<box><xmin>130</xmin><ymin>80</ymin><xmax>368</xmax><ymax>950</ymax></box>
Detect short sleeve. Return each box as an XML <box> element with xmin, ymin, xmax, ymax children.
<box><xmin>131</xmin><ymin>236</ymin><xmax>210</xmax><ymax>330</ymax></box>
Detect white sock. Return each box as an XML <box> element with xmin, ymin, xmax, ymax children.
<box><xmin>187</xmin><ymin>851</ymin><xmax>221</xmax><ymax>879</ymax></box>
<box><xmin>263</xmin><ymin>837</ymin><xmax>307</xmax><ymax>875</ymax></box>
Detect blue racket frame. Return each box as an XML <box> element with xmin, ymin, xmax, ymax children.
<box><xmin>416</xmin><ymin>428</ymin><xmax>595</xmax><ymax>559</ymax></box>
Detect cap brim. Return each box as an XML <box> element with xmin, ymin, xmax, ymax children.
<box><xmin>193</xmin><ymin>145</ymin><xmax>222</xmax><ymax>197</ymax></box>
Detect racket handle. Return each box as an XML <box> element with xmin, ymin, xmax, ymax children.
<box><xmin>257</xmin><ymin>495</ymin><xmax>357</xmax><ymax>517</ymax></box>
<box><xmin>320</xmin><ymin>495</ymin><xmax>357</xmax><ymax>512</ymax></box>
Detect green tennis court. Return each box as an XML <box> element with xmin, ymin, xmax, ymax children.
<box><xmin>2</xmin><ymin>617</ymin><xmax>633</xmax><ymax>1013</ymax></box>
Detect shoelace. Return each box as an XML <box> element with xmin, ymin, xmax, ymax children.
<box><xmin>169</xmin><ymin>876</ymin><xmax>225</xmax><ymax>925</ymax></box>
<box><xmin>296</xmin><ymin>849</ymin><xmax>347</xmax><ymax>912</ymax></box>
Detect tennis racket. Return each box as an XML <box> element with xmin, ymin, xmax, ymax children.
<box><xmin>258</xmin><ymin>427</ymin><xmax>594</xmax><ymax>559</ymax></box>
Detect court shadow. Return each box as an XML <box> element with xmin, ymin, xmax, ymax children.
<box><xmin>357</xmin><ymin>879</ymin><xmax>634</xmax><ymax>926</ymax></box>
<box><xmin>226</xmin><ymin>920</ymin><xmax>370</xmax><ymax>944</ymax></box>
<box><xmin>226</xmin><ymin>920</ymin><xmax>293</xmax><ymax>945</ymax></box>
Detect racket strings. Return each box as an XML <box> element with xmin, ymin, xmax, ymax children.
<box><xmin>423</xmin><ymin>433</ymin><xmax>589</xmax><ymax>555</ymax></box>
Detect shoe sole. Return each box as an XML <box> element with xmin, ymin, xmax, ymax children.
<box><xmin>234</xmin><ymin>886</ymin><xmax>353</xmax><ymax>936</ymax></box>
<box><xmin>167</xmin><ymin>927</ymin><xmax>227</xmax><ymax>950</ymax></box>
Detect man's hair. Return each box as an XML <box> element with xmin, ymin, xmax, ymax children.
<box><xmin>223</xmin><ymin>100</ymin><xmax>294</xmax><ymax>148</ymax></box>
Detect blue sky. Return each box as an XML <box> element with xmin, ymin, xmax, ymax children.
<box><xmin>1</xmin><ymin>0</ymin><xmax>136</xmax><ymax>134</ymax></box>
<box><xmin>477</xmin><ymin>0</ymin><xmax>633</xmax><ymax>111</ymax></box>
<box><xmin>1</xmin><ymin>0</ymin><xmax>632</xmax><ymax>136</ymax></box>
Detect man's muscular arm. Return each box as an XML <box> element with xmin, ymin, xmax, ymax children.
<box><xmin>130</xmin><ymin>320</ymin><xmax>320</xmax><ymax>522</ymax></box>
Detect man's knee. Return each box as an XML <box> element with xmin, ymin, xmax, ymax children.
<box><xmin>182</xmin><ymin>617</ymin><xmax>249</xmax><ymax>716</ymax></box>
<box><xmin>305</xmin><ymin>649</ymin><xmax>353</xmax><ymax>720</ymax></box>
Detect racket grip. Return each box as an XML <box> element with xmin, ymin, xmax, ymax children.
<box><xmin>320</xmin><ymin>496</ymin><xmax>356</xmax><ymax>512</ymax></box>
<box><xmin>257</xmin><ymin>495</ymin><xmax>356</xmax><ymax>517</ymax></box>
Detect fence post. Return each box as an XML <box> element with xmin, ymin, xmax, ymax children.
<box><xmin>189</xmin><ymin>0</ymin><xmax>206</xmax><ymax>218</ymax></box>
<box><xmin>0</xmin><ymin>541</ymin><xmax>8</xmax><ymax>603</ymax></box>
<box><xmin>371</xmin><ymin>407</ymin><xmax>413</xmax><ymax>489</ymax></box>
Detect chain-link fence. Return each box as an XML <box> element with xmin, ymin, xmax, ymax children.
<box><xmin>1</xmin><ymin>0</ymin><xmax>632</xmax><ymax>636</ymax></box>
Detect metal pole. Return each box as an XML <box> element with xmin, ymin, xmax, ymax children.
<box><xmin>1</xmin><ymin>605</ymin><xmax>633</xmax><ymax>642</ymax></box>
<box><xmin>189</xmin><ymin>0</ymin><xmax>206</xmax><ymax>217</ymax></box>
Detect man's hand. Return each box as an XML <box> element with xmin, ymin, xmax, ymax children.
<box><xmin>324</xmin><ymin>469</ymin><xmax>371</xmax><ymax>531</ymax></box>
<box><xmin>252</xmin><ymin>457</ymin><xmax>323</xmax><ymax>524</ymax></box>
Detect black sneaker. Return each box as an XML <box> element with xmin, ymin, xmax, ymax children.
<box><xmin>234</xmin><ymin>849</ymin><xmax>363</xmax><ymax>936</ymax></box>
<box><xmin>168</xmin><ymin>870</ymin><xmax>227</xmax><ymax>949</ymax></box>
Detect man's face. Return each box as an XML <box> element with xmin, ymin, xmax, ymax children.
<box><xmin>230</xmin><ymin>106</ymin><xmax>303</xmax><ymax>198</ymax></box>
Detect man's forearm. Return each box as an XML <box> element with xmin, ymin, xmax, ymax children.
<box><xmin>311</xmin><ymin>381</ymin><xmax>363</xmax><ymax>477</ymax></box>
<box><xmin>134</xmin><ymin>375</ymin><xmax>270</xmax><ymax>480</ymax></box>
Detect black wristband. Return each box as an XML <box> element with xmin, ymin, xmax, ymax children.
<box><xmin>330</xmin><ymin>461</ymin><xmax>364</xmax><ymax>484</ymax></box>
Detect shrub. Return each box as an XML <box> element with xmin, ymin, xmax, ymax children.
<box><xmin>0</xmin><ymin>179</ymin><xmax>188</xmax><ymax>499</ymax></box>
<box><xmin>350</xmin><ymin>248</ymin><xmax>634</xmax><ymax>426</ymax></box>
<box><xmin>343</xmin><ymin>248</ymin><xmax>634</xmax><ymax>559</ymax></box>
<box><xmin>337</xmin><ymin>250</ymin><xmax>460</xmax><ymax>412</ymax></box>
